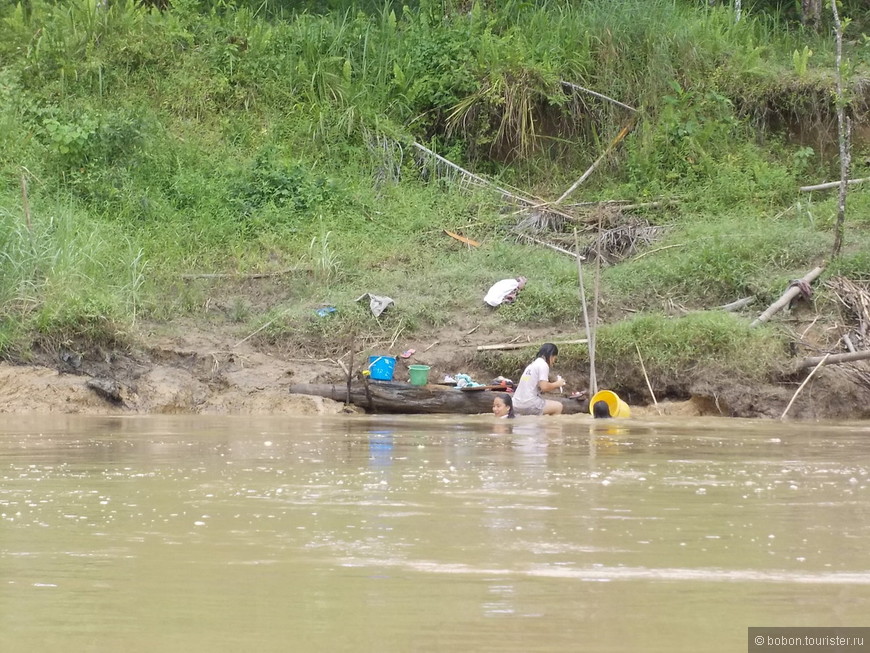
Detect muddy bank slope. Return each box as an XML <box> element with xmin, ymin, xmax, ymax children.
<box><xmin>2</xmin><ymin>321</ymin><xmax>868</xmax><ymax>420</ymax></box>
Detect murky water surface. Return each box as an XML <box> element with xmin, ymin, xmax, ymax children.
<box><xmin>1</xmin><ymin>414</ymin><xmax>869</xmax><ymax>652</ymax></box>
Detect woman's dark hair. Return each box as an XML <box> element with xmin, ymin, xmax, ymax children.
<box><xmin>593</xmin><ymin>400</ymin><xmax>611</xmax><ymax>419</ymax></box>
<box><xmin>499</xmin><ymin>393</ymin><xmax>515</xmax><ymax>418</ymax></box>
<box><xmin>536</xmin><ymin>343</ymin><xmax>559</xmax><ymax>361</ymax></box>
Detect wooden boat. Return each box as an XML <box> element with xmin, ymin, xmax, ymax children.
<box><xmin>288</xmin><ymin>379</ymin><xmax>587</xmax><ymax>415</ymax></box>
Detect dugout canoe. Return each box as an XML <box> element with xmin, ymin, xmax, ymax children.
<box><xmin>288</xmin><ymin>380</ymin><xmax>587</xmax><ymax>415</ymax></box>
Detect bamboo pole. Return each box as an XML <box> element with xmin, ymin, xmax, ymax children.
<box><xmin>799</xmin><ymin>177</ymin><xmax>867</xmax><ymax>192</ymax></box>
<box><xmin>635</xmin><ymin>343</ymin><xmax>660</xmax><ymax>415</ymax></box>
<box><xmin>781</xmin><ymin>353</ymin><xmax>830</xmax><ymax>420</ymax></box>
<box><xmin>589</xmin><ymin>214</ymin><xmax>603</xmax><ymax>396</ymax></box>
<box><xmin>575</xmin><ymin>229</ymin><xmax>596</xmax><ymax>393</ymax></box>
<box><xmin>412</xmin><ymin>141</ymin><xmax>579</xmax><ymax>222</ymax></box>
<box><xmin>560</xmin><ymin>80</ymin><xmax>637</xmax><ymax>113</ymax></box>
<box><xmin>554</xmin><ymin>123</ymin><xmax>633</xmax><ymax>205</ymax></box>
<box><xmin>797</xmin><ymin>349</ymin><xmax>870</xmax><ymax>369</ymax></box>
<box><xmin>750</xmin><ymin>267</ymin><xmax>824</xmax><ymax>327</ymax></box>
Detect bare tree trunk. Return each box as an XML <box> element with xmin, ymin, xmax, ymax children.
<box><xmin>802</xmin><ymin>0</ymin><xmax>822</xmax><ymax>31</ymax></box>
<box><xmin>831</xmin><ymin>0</ymin><xmax>851</xmax><ymax>258</ymax></box>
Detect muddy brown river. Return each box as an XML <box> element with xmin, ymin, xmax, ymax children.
<box><xmin>1</xmin><ymin>414</ymin><xmax>868</xmax><ymax>652</ymax></box>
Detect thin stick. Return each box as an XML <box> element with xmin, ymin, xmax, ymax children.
<box><xmin>233</xmin><ymin>311</ymin><xmax>289</xmax><ymax>348</ymax></box>
<box><xmin>632</xmin><ymin>243</ymin><xmax>686</xmax><ymax>262</ymax></box>
<box><xmin>423</xmin><ymin>340</ymin><xmax>439</xmax><ymax>353</ymax></box>
<box><xmin>555</xmin><ymin>123</ymin><xmax>633</xmax><ymax>205</ymax></box>
<box><xmin>560</xmin><ymin>80</ymin><xmax>638</xmax><ymax>113</ymax></box>
<box><xmin>575</xmin><ymin>228</ymin><xmax>595</xmax><ymax>394</ymax></box>
<box><xmin>635</xmin><ymin>343</ymin><xmax>660</xmax><ymax>414</ymax></box>
<box><xmin>781</xmin><ymin>353</ymin><xmax>830</xmax><ymax>420</ymax></box>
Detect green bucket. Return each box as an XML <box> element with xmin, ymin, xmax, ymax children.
<box><xmin>408</xmin><ymin>364</ymin><xmax>431</xmax><ymax>386</ymax></box>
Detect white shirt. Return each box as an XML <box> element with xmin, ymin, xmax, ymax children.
<box><xmin>512</xmin><ymin>357</ymin><xmax>549</xmax><ymax>407</ymax></box>
<box><xmin>484</xmin><ymin>279</ymin><xmax>521</xmax><ymax>307</ymax></box>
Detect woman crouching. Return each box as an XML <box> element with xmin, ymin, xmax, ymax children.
<box><xmin>512</xmin><ymin>343</ymin><xmax>566</xmax><ymax>416</ymax></box>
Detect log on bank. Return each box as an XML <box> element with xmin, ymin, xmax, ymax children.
<box><xmin>288</xmin><ymin>381</ymin><xmax>587</xmax><ymax>415</ymax></box>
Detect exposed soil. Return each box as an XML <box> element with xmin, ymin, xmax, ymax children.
<box><xmin>2</xmin><ymin>315</ymin><xmax>868</xmax><ymax>420</ymax></box>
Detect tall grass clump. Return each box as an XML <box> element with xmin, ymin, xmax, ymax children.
<box><xmin>603</xmin><ymin>214</ymin><xmax>830</xmax><ymax>310</ymax></box>
<box><xmin>594</xmin><ymin>311</ymin><xmax>787</xmax><ymax>387</ymax></box>
<box><xmin>0</xmin><ymin>198</ymin><xmax>149</xmax><ymax>352</ymax></box>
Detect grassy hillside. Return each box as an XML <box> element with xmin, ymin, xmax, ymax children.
<box><xmin>1</xmin><ymin>0</ymin><xmax>869</xmax><ymax>388</ymax></box>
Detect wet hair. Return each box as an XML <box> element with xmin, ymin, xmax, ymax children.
<box><xmin>536</xmin><ymin>343</ymin><xmax>559</xmax><ymax>362</ymax></box>
<box><xmin>495</xmin><ymin>393</ymin><xmax>515</xmax><ymax>418</ymax></box>
<box><xmin>593</xmin><ymin>400</ymin><xmax>611</xmax><ymax>419</ymax></box>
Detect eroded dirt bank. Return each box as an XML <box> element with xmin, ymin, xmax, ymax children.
<box><xmin>2</xmin><ymin>322</ymin><xmax>868</xmax><ymax>420</ymax></box>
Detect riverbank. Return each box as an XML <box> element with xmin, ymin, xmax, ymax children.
<box><xmin>3</xmin><ymin>315</ymin><xmax>868</xmax><ymax>420</ymax></box>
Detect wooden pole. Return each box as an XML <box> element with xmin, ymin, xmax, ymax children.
<box><xmin>589</xmin><ymin>213</ymin><xmax>603</xmax><ymax>396</ymax></box>
<box><xmin>575</xmin><ymin>228</ymin><xmax>596</xmax><ymax>394</ymax></box>
<box><xmin>750</xmin><ymin>266</ymin><xmax>824</xmax><ymax>327</ymax></box>
<box><xmin>797</xmin><ymin>349</ymin><xmax>870</xmax><ymax>369</ymax></box>
<box><xmin>781</xmin><ymin>353</ymin><xmax>830</xmax><ymax>420</ymax></box>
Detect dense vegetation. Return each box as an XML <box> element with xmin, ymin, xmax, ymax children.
<box><xmin>1</xmin><ymin>0</ymin><xmax>869</xmax><ymax>386</ymax></box>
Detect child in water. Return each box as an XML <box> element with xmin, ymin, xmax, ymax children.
<box><xmin>492</xmin><ymin>394</ymin><xmax>515</xmax><ymax>419</ymax></box>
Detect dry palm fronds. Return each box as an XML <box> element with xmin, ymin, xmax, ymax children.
<box><xmin>825</xmin><ymin>276</ymin><xmax>870</xmax><ymax>349</ymax></box>
<box><xmin>581</xmin><ymin>220</ymin><xmax>664</xmax><ymax>263</ymax></box>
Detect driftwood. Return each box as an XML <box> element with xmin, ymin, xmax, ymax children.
<box><xmin>799</xmin><ymin>177</ymin><xmax>867</xmax><ymax>192</ymax></box>
<box><xmin>288</xmin><ymin>381</ymin><xmax>587</xmax><ymax>415</ymax></box>
<box><xmin>750</xmin><ymin>267</ymin><xmax>824</xmax><ymax>327</ymax></box>
<box><xmin>476</xmin><ymin>338</ymin><xmax>588</xmax><ymax>352</ymax></box>
<box><xmin>797</xmin><ymin>349</ymin><xmax>870</xmax><ymax>369</ymax></box>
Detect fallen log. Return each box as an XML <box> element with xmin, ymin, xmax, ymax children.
<box><xmin>750</xmin><ymin>266</ymin><xmax>824</xmax><ymax>328</ymax></box>
<box><xmin>288</xmin><ymin>381</ymin><xmax>587</xmax><ymax>415</ymax></box>
<box><xmin>797</xmin><ymin>349</ymin><xmax>870</xmax><ymax>369</ymax></box>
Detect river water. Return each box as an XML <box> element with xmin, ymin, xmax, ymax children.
<box><xmin>1</xmin><ymin>414</ymin><xmax>868</xmax><ymax>652</ymax></box>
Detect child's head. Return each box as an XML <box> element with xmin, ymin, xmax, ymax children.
<box><xmin>492</xmin><ymin>394</ymin><xmax>514</xmax><ymax>418</ymax></box>
<box><xmin>593</xmin><ymin>400</ymin><xmax>611</xmax><ymax>419</ymax></box>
